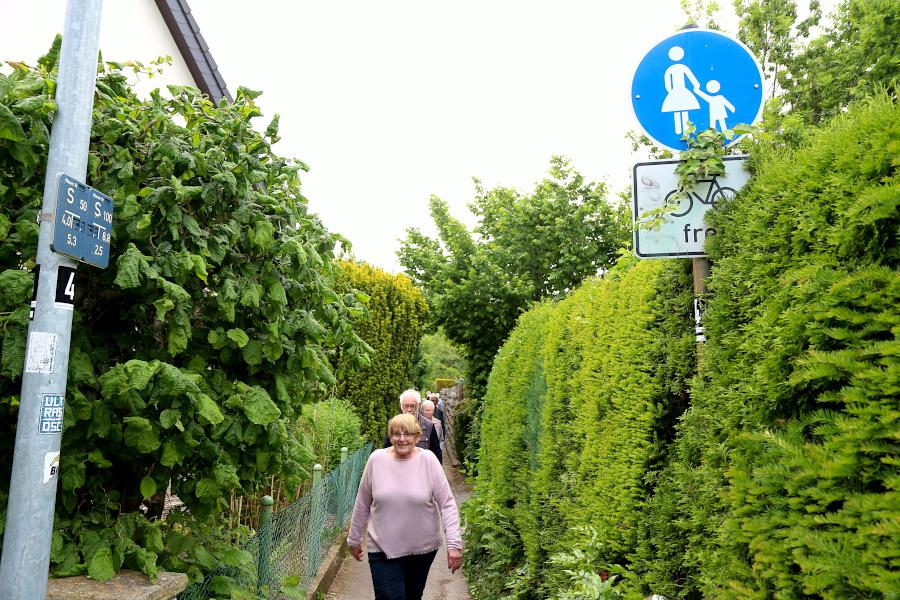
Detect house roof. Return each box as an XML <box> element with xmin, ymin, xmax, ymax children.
<box><xmin>154</xmin><ymin>0</ymin><xmax>233</xmax><ymax>103</ymax></box>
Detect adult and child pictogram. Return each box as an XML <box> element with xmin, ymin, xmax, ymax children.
<box><xmin>632</xmin><ymin>29</ymin><xmax>764</xmax><ymax>152</ymax></box>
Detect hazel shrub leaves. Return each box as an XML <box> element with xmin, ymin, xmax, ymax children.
<box><xmin>0</xmin><ymin>47</ymin><xmax>368</xmax><ymax>584</ymax></box>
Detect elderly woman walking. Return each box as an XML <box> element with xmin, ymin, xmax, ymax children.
<box><xmin>347</xmin><ymin>413</ymin><xmax>463</xmax><ymax>600</ymax></box>
<box><xmin>421</xmin><ymin>397</ymin><xmax>445</xmax><ymax>458</ymax></box>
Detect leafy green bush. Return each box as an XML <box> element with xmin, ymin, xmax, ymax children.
<box><xmin>460</xmin><ymin>492</ymin><xmax>531</xmax><ymax>600</ymax></box>
<box><xmin>413</xmin><ymin>329</ymin><xmax>467</xmax><ymax>392</ymax></box>
<box><xmin>334</xmin><ymin>261</ymin><xmax>428</xmax><ymax>442</ymax></box>
<box><xmin>549</xmin><ymin>528</ymin><xmax>627</xmax><ymax>600</ymax></box>
<box><xmin>451</xmin><ymin>394</ymin><xmax>481</xmax><ymax>469</ymax></box>
<box><xmin>0</xmin><ymin>46</ymin><xmax>367</xmax><ymax>584</ymax></box>
<box><xmin>463</xmin><ymin>257</ymin><xmax>694</xmax><ymax>598</ymax></box>
<box><xmin>644</xmin><ymin>93</ymin><xmax>899</xmax><ymax>597</ymax></box>
<box><xmin>399</xmin><ymin>158</ymin><xmax>631</xmax><ymax>464</ymax></box>
<box><xmin>434</xmin><ymin>376</ymin><xmax>460</xmax><ymax>391</ymax></box>
<box><xmin>296</xmin><ymin>398</ymin><xmax>366</xmax><ymax>471</ymax></box>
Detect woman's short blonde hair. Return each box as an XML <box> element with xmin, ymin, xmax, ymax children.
<box><xmin>387</xmin><ymin>413</ymin><xmax>422</xmax><ymax>438</ymax></box>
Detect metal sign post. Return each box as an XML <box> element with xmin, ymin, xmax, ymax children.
<box><xmin>0</xmin><ymin>1</ymin><xmax>103</xmax><ymax>598</ymax></box>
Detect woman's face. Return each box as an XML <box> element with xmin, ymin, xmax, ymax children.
<box><xmin>421</xmin><ymin>405</ymin><xmax>434</xmax><ymax>420</ymax></box>
<box><xmin>390</xmin><ymin>430</ymin><xmax>419</xmax><ymax>458</ymax></box>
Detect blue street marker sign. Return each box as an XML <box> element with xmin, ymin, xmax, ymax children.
<box><xmin>38</xmin><ymin>394</ymin><xmax>64</xmax><ymax>435</ymax></box>
<box><xmin>631</xmin><ymin>29</ymin><xmax>764</xmax><ymax>152</ymax></box>
<box><xmin>51</xmin><ymin>174</ymin><xmax>113</xmax><ymax>268</ymax></box>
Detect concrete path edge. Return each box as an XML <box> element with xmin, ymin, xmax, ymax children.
<box><xmin>304</xmin><ymin>525</ymin><xmax>350</xmax><ymax>600</ymax></box>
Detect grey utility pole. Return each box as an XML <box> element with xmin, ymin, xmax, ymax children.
<box><xmin>0</xmin><ymin>1</ymin><xmax>103</xmax><ymax>598</ymax></box>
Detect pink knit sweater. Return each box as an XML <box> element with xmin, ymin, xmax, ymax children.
<box><xmin>347</xmin><ymin>448</ymin><xmax>462</xmax><ymax>559</ymax></box>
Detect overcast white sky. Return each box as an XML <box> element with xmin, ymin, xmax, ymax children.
<box><xmin>3</xmin><ymin>1</ymin><xmax>832</xmax><ymax>272</ymax></box>
<box><xmin>187</xmin><ymin>0</ymin><xmax>702</xmax><ymax>272</ymax></box>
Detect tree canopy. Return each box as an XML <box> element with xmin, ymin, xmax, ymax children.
<box><xmin>399</xmin><ymin>156</ymin><xmax>629</xmax><ymax>396</ymax></box>
<box><xmin>398</xmin><ymin>157</ymin><xmax>630</xmax><ymax>464</ymax></box>
<box><xmin>737</xmin><ymin>0</ymin><xmax>900</xmax><ymax>125</ymax></box>
<box><xmin>413</xmin><ymin>328</ymin><xmax>468</xmax><ymax>393</ymax></box>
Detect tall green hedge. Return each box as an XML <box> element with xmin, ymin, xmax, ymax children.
<box><xmin>464</xmin><ymin>300</ymin><xmax>553</xmax><ymax>598</ymax></box>
<box><xmin>644</xmin><ymin>93</ymin><xmax>900</xmax><ymax>598</ymax></box>
<box><xmin>462</xmin><ymin>94</ymin><xmax>898</xmax><ymax>599</ymax></box>
<box><xmin>538</xmin><ymin>259</ymin><xmax>664</xmax><ymax>575</ymax></box>
<box><xmin>334</xmin><ymin>261</ymin><xmax>428</xmax><ymax>442</ymax></box>
<box><xmin>463</xmin><ymin>257</ymin><xmax>695</xmax><ymax>598</ymax></box>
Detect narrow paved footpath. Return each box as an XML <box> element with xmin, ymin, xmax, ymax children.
<box><xmin>326</xmin><ymin>460</ymin><xmax>473</xmax><ymax>600</ymax></box>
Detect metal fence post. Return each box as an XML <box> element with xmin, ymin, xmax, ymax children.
<box><xmin>257</xmin><ymin>495</ymin><xmax>274</xmax><ymax>590</ymax></box>
<box><xmin>306</xmin><ymin>464</ymin><xmax>323</xmax><ymax>580</ymax></box>
<box><xmin>337</xmin><ymin>447</ymin><xmax>348</xmax><ymax>525</ymax></box>
<box><xmin>312</xmin><ymin>463</ymin><xmax>323</xmax><ymax>488</ymax></box>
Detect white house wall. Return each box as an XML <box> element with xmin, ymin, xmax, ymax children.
<box><xmin>1</xmin><ymin>0</ymin><xmax>199</xmax><ymax>99</ymax></box>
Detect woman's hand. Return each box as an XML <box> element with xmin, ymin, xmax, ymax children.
<box><xmin>447</xmin><ymin>548</ymin><xmax>462</xmax><ymax>573</ymax></box>
<box><xmin>349</xmin><ymin>544</ymin><xmax>363</xmax><ymax>561</ymax></box>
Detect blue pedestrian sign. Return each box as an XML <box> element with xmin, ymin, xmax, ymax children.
<box><xmin>51</xmin><ymin>174</ymin><xmax>113</xmax><ymax>268</ymax></box>
<box><xmin>631</xmin><ymin>29</ymin><xmax>764</xmax><ymax>152</ymax></box>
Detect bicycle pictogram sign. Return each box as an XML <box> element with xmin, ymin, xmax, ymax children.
<box><xmin>666</xmin><ymin>175</ymin><xmax>737</xmax><ymax>217</ymax></box>
<box><xmin>632</xmin><ymin>156</ymin><xmax>750</xmax><ymax>259</ymax></box>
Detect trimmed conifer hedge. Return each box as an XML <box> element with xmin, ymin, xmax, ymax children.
<box><xmin>334</xmin><ymin>261</ymin><xmax>428</xmax><ymax>442</ymax></box>
<box><xmin>642</xmin><ymin>93</ymin><xmax>900</xmax><ymax>597</ymax></box>
<box><xmin>462</xmin><ymin>94</ymin><xmax>898</xmax><ymax>598</ymax></box>
<box><xmin>463</xmin><ymin>257</ymin><xmax>696</xmax><ymax>598</ymax></box>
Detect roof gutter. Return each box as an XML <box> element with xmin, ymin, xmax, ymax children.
<box><xmin>154</xmin><ymin>0</ymin><xmax>233</xmax><ymax>103</ymax></box>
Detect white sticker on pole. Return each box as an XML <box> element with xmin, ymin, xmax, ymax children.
<box><xmin>43</xmin><ymin>451</ymin><xmax>60</xmax><ymax>483</ymax></box>
<box><xmin>25</xmin><ymin>331</ymin><xmax>58</xmax><ymax>374</ymax></box>
<box><xmin>29</xmin><ymin>264</ymin><xmax>40</xmax><ymax>321</ymax></box>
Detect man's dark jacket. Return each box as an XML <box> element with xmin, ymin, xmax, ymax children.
<box><xmin>383</xmin><ymin>413</ymin><xmax>442</xmax><ymax>463</ymax></box>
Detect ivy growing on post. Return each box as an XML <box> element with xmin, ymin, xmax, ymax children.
<box><xmin>0</xmin><ymin>41</ymin><xmax>368</xmax><ymax>586</ymax></box>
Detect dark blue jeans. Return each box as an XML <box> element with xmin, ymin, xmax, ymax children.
<box><xmin>368</xmin><ymin>549</ymin><xmax>438</xmax><ymax>600</ymax></box>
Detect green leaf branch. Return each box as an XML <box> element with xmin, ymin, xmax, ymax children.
<box><xmin>638</xmin><ymin>122</ymin><xmax>755</xmax><ymax>230</ymax></box>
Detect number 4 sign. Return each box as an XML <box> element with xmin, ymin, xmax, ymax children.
<box><xmin>54</xmin><ymin>266</ymin><xmax>76</xmax><ymax>310</ymax></box>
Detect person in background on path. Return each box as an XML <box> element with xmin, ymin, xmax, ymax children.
<box><xmin>420</xmin><ymin>398</ymin><xmax>444</xmax><ymax>460</ymax></box>
<box><xmin>383</xmin><ymin>389</ymin><xmax>442</xmax><ymax>464</ymax></box>
<box><xmin>348</xmin><ymin>414</ymin><xmax>463</xmax><ymax>600</ymax></box>
<box><xmin>434</xmin><ymin>395</ymin><xmax>445</xmax><ymax>430</ymax></box>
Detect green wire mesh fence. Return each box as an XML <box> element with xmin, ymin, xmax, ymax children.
<box><xmin>179</xmin><ymin>443</ymin><xmax>372</xmax><ymax>600</ymax></box>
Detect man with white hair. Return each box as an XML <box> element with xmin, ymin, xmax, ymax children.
<box><xmin>383</xmin><ymin>389</ymin><xmax>442</xmax><ymax>463</ymax></box>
